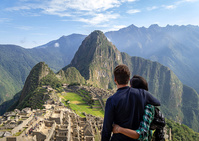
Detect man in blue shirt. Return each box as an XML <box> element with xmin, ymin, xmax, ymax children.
<box><xmin>102</xmin><ymin>64</ymin><xmax>160</xmax><ymax>141</ymax></box>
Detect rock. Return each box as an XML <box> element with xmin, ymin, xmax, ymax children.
<box><xmin>0</xmin><ymin>131</ymin><xmax>5</xmax><ymax>137</ymax></box>
<box><xmin>4</xmin><ymin>131</ymin><xmax>12</xmax><ymax>137</ymax></box>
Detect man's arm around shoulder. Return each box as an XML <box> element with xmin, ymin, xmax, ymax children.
<box><xmin>145</xmin><ymin>91</ymin><xmax>161</xmax><ymax>106</ymax></box>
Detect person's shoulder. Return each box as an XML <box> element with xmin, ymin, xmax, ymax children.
<box><xmin>129</xmin><ymin>87</ymin><xmax>151</xmax><ymax>98</ymax></box>
<box><xmin>142</xmin><ymin>89</ymin><xmax>152</xmax><ymax>96</ymax></box>
<box><xmin>129</xmin><ymin>87</ymin><xmax>143</xmax><ymax>95</ymax></box>
<box><xmin>106</xmin><ymin>94</ymin><xmax>115</xmax><ymax>103</ymax></box>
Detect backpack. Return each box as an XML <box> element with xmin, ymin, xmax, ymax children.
<box><xmin>150</xmin><ymin>107</ymin><xmax>166</xmax><ymax>141</ymax></box>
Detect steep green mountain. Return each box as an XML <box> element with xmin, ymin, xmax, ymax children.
<box><xmin>127</xmin><ymin>56</ymin><xmax>184</xmax><ymax>121</ymax></box>
<box><xmin>57</xmin><ymin>67</ymin><xmax>86</xmax><ymax>84</ymax></box>
<box><xmin>105</xmin><ymin>24</ymin><xmax>199</xmax><ymax>93</ymax></box>
<box><xmin>0</xmin><ymin>45</ymin><xmax>39</xmax><ymax>104</ymax></box>
<box><xmin>0</xmin><ymin>65</ymin><xmax>22</xmax><ymax>103</ymax></box>
<box><xmin>0</xmin><ymin>62</ymin><xmax>63</xmax><ymax>113</ymax></box>
<box><xmin>0</xmin><ymin>34</ymin><xmax>85</xmax><ymax>104</ymax></box>
<box><xmin>16</xmin><ymin>62</ymin><xmax>62</xmax><ymax>109</ymax></box>
<box><xmin>182</xmin><ymin>85</ymin><xmax>199</xmax><ymax>132</ymax></box>
<box><xmin>63</xmin><ymin>30</ymin><xmax>122</xmax><ymax>89</ymax></box>
<box><xmin>61</xmin><ymin>30</ymin><xmax>199</xmax><ymax>132</ymax></box>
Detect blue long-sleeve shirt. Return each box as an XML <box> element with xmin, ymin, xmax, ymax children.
<box><xmin>101</xmin><ymin>86</ymin><xmax>160</xmax><ymax>141</ymax></box>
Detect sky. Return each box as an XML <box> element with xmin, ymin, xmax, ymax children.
<box><xmin>0</xmin><ymin>0</ymin><xmax>199</xmax><ymax>48</ymax></box>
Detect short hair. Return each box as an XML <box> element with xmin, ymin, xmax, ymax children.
<box><xmin>114</xmin><ymin>64</ymin><xmax>130</xmax><ymax>85</ymax></box>
<box><xmin>130</xmin><ymin>75</ymin><xmax>148</xmax><ymax>91</ymax></box>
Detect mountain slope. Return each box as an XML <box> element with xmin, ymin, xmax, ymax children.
<box><xmin>61</xmin><ymin>30</ymin><xmax>199</xmax><ymax>132</ymax></box>
<box><xmin>57</xmin><ymin>67</ymin><xmax>86</xmax><ymax>84</ymax></box>
<box><xmin>35</xmin><ymin>34</ymin><xmax>86</xmax><ymax>69</ymax></box>
<box><xmin>0</xmin><ymin>45</ymin><xmax>38</xmax><ymax>104</ymax></box>
<box><xmin>16</xmin><ymin>62</ymin><xmax>62</xmax><ymax>109</ymax></box>
<box><xmin>105</xmin><ymin>24</ymin><xmax>199</xmax><ymax>93</ymax></box>
<box><xmin>1</xmin><ymin>30</ymin><xmax>199</xmax><ymax>132</ymax></box>
<box><xmin>64</xmin><ymin>30</ymin><xmax>122</xmax><ymax>89</ymax></box>
<box><xmin>0</xmin><ymin>34</ymin><xmax>85</xmax><ymax>104</ymax></box>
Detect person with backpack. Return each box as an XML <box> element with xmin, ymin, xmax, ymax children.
<box><xmin>112</xmin><ymin>75</ymin><xmax>165</xmax><ymax>141</ymax></box>
<box><xmin>101</xmin><ymin>65</ymin><xmax>161</xmax><ymax>141</ymax></box>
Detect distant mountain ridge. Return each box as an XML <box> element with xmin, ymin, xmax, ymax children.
<box><xmin>1</xmin><ymin>30</ymin><xmax>199</xmax><ymax>132</ymax></box>
<box><xmin>0</xmin><ymin>34</ymin><xmax>85</xmax><ymax>104</ymax></box>
<box><xmin>1</xmin><ymin>24</ymin><xmax>199</xmax><ymax>105</ymax></box>
<box><xmin>105</xmin><ymin>24</ymin><xmax>199</xmax><ymax>93</ymax></box>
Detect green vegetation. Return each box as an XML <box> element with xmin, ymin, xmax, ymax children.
<box><xmin>181</xmin><ymin>85</ymin><xmax>199</xmax><ymax>132</ymax></box>
<box><xmin>94</xmin><ymin>127</ymin><xmax>101</xmax><ymax>141</ymax></box>
<box><xmin>60</xmin><ymin>30</ymin><xmax>199</xmax><ymax>132</ymax></box>
<box><xmin>13</xmin><ymin>127</ymin><xmax>27</xmax><ymax>136</ymax></box>
<box><xmin>77</xmin><ymin>89</ymin><xmax>92</xmax><ymax>100</ymax></box>
<box><xmin>68</xmin><ymin>82</ymin><xmax>81</xmax><ymax>87</ymax></box>
<box><xmin>1</xmin><ymin>30</ymin><xmax>199</xmax><ymax>135</ymax></box>
<box><xmin>60</xmin><ymin>92</ymin><xmax>104</xmax><ymax>117</ymax></box>
<box><xmin>166</xmin><ymin>119</ymin><xmax>199</xmax><ymax>141</ymax></box>
<box><xmin>16</xmin><ymin>87</ymin><xmax>48</xmax><ymax>109</ymax></box>
<box><xmin>7</xmin><ymin>62</ymin><xmax>63</xmax><ymax>111</ymax></box>
<box><xmin>63</xmin><ymin>67</ymin><xmax>86</xmax><ymax>84</ymax></box>
<box><xmin>40</xmin><ymin>73</ymin><xmax>62</xmax><ymax>89</ymax></box>
<box><xmin>0</xmin><ymin>34</ymin><xmax>85</xmax><ymax>105</ymax></box>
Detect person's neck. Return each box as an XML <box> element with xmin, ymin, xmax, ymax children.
<box><xmin>117</xmin><ymin>84</ymin><xmax>129</xmax><ymax>89</ymax></box>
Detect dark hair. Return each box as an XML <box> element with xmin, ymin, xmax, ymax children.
<box><xmin>130</xmin><ymin>75</ymin><xmax>148</xmax><ymax>91</ymax></box>
<box><xmin>114</xmin><ymin>64</ymin><xmax>130</xmax><ymax>85</ymax></box>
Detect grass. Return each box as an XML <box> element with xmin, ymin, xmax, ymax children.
<box><xmin>0</xmin><ymin>129</ymin><xmax>12</xmax><ymax>131</ymax></box>
<box><xmin>94</xmin><ymin>125</ymin><xmax>101</xmax><ymax>141</ymax></box>
<box><xmin>59</xmin><ymin>92</ymin><xmax>104</xmax><ymax>118</ymax></box>
<box><xmin>13</xmin><ymin>127</ymin><xmax>27</xmax><ymax>136</ymax></box>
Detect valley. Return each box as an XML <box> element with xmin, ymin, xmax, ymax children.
<box><xmin>0</xmin><ymin>29</ymin><xmax>199</xmax><ymax>140</ymax></box>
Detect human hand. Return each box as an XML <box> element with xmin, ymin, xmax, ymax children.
<box><xmin>112</xmin><ymin>124</ymin><xmax>121</xmax><ymax>134</ymax></box>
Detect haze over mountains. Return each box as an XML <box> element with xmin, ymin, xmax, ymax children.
<box><xmin>105</xmin><ymin>24</ymin><xmax>199</xmax><ymax>93</ymax></box>
<box><xmin>1</xmin><ymin>24</ymin><xmax>199</xmax><ymax>105</ymax></box>
<box><xmin>1</xmin><ymin>30</ymin><xmax>199</xmax><ymax>133</ymax></box>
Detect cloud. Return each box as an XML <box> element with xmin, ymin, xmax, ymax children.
<box><xmin>77</xmin><ymin>13</ymin><xmax>119</xmax><ymax>25</ymax></box>
<box><xmin>0</xmin><ymin>18</ymin><xmax>11</xmax><ymax>23</ymax></box>
<box><xmin>121</xmin><ymin>0</ymin><xmax>137</xmax><ymax>2</ymax></box>
<box><xmin>5</xmin><ymin>0</ymin><xmax>137</xmax><ymax>26</ymax></box>
<box><xmin>184</xmin><ymin>0</ymin><xmax>198</xmax><ymax>2</ymax></box>
<box><xmin>163</xmin><ymin>0</ymin><xmax>198</xmax><ymax>10</ymax></box>
<box><xmin>108</xmin><ymin>25</ymin><xmax>126</xmax><ymax>31</ymax></box>
<box><xmin>127</xmin><ymin>9</ymin><xmax>141</xmax><ymax>14</ymax></box>
<box><xmin>54</xmin><ymin>42</ymin><xmax>60</xmax><ymax>47</ymax></box>
<box><xmin>147</xmin><ymin>6</ymin><xmax>158</xmax><ymax>11</ymax></box>
<box><xmin>20</xmin><ymin>37</ymin><xmax>27</xmax><ymax>44</ymax></box>
<box><xmin>16</xmin><ymin>26</ymin><xmax>34</xmax><ymax>30</ymax></box>
<box><xmin>6</xmin><ymin>5</ymin><xmax>32</xmax><ymax>11</ymax></box>
<box><xmin>163</xmin><ymin>5</ymin><xmax>176</xmax><ymax>9</ymax></box>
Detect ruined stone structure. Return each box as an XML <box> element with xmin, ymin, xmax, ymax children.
<box><xmin>0</xmin><ymin>85</ymin><xmax>105</xmax><ymax>141</ymax></box>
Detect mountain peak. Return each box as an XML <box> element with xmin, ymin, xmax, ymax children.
<box><xmin>64</xmin><ymin>30</ymin><xmax>122</xmax><ymax>88</ymax></box>
<box><xmin>90</xmin><ymin>30</ymin><xmax>104</xmax><ymax>35</ymax></box>
<box><xmin>149</xmin><ymin>24</ymin><xmax>160</xmax><ymax>29</ymax></box>
<box><xmin>18</xmin><ymin>62</ymin><xmax>52</xmax><ymax>102</ymax></box>
<box><xmin>128</xmin><ymin>24</ymin><xmax>137</xmax><ymax>28</ymax></box>
<box><xmin>69</xmin><ymin>30</ymin><xmax>112</xmax><ymax>66</ymax></box>
<box><xmin>87</xmin><ymin>30</ymin><xmax>108</xmax><ymax>44</ymax></box>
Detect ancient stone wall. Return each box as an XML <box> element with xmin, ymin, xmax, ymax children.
<box><xmin>11</xmin><ymin>114</ymin><xmax>33</xmax><ymax>135</ymax></box>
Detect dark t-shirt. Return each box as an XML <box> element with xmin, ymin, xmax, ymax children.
<box><xmin>102</xmin><ymin>86</ymin><xmax>160</xmax><ymax>141</ymax></box>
